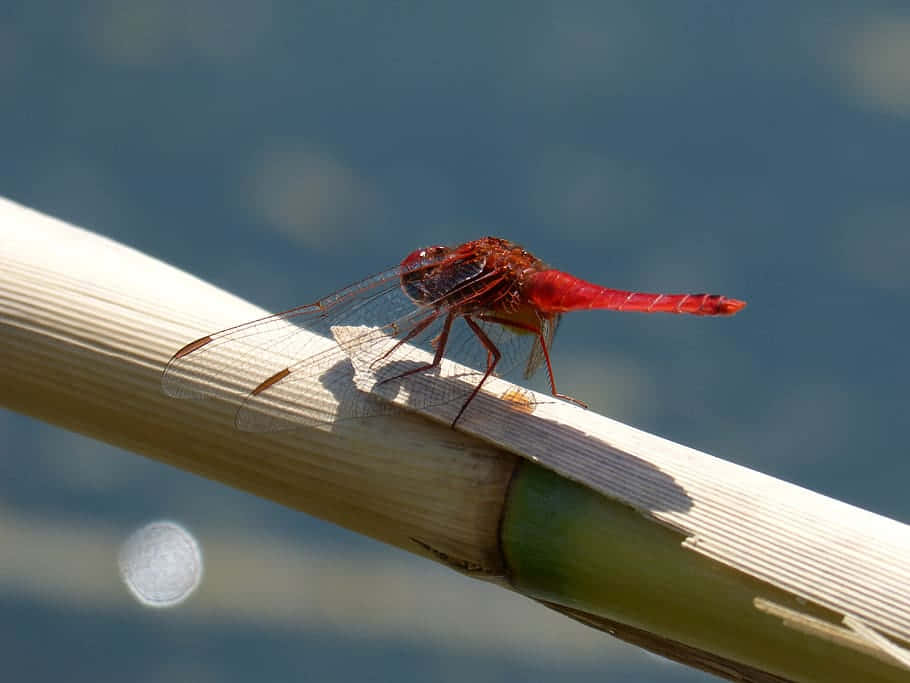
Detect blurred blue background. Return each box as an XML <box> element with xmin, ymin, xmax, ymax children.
<box><xmin>2</xmin><ymin>2</ymin><xmax>908</xmax><ymax>681</ymax></box>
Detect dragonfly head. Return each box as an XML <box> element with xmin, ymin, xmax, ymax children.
<box><xmin>401</xmin><ymin>245</ymin><xmax>448</xmax><ymax>270</ymax></box>
<box><xmin>399</xmin><ymin>244</ymin><xmax>455</xmax><ymax>305</ymax></box>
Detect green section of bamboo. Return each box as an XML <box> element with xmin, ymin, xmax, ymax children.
<box><xmin>501</xmin><ymin>462</ymin><xmax>905</xmax><ymax>683</ymax></box>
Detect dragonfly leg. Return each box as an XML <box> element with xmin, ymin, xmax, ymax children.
<box><xmin>373</xmin><ymin>309</ymin><xmax>441</xmax><ymax>368</ymax></box>
<box><xmin>479</xmin><ymin>314</ymin><xmax>587</xmax><ymax>409</ymax></box>
<box><xmin>376</xmin><ymin>310</ymin><xmax>455</xmax><ymax>384</ymax></box>
<box><xmin>453</xmin><ymin>316</ymin><xmax>502</xmax><ymax>426</ymax></box>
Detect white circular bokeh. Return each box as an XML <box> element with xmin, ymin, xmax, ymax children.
<box><xmin>118</xmin><ymin>520</ymin><xmax>203</xmax><ymax>608</ymax></box>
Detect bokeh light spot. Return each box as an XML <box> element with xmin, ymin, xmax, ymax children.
<box><xmin>118</xmin><ymin>521</ymin><xmax>203</xmax><ymax>608</ymax></box>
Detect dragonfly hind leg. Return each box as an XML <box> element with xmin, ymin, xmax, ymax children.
<box><xmin>478</xmin><ymin>313</ymin><xmax>588</xmax><ymax>410</ymax></box>
<box><xmin>452</xmin><ymin>316</ymin><xmax>502</xmax><ymax>426</ymax></box>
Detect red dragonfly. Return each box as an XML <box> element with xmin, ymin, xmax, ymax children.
<box><xmin>163</xmin><ymin>237</ymin><xmax>745</xmax><ymax>429</ymax></box>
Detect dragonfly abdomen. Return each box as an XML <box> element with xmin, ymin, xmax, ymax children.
<box><xmin>524</xmin><ymin>269</ymin><xmax>746</xmax><ymax>316</ymax></box>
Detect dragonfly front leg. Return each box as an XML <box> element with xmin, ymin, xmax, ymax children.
<box><xmin>372</xmin><ymin>309</ymin><xmax>441</xmax><ymax>369</ymax></box>
<box><xmin>376</xmin><ymin>310</ymin><xmax>455</xmax><ymax>385</ymax></box>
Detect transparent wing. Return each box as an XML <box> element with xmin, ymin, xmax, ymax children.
<box><xmin>236</xmin><ymin>303</ymin><xmax>546</xmax><ymax>431</ymax></box>
<box><xmin>524</xmin><ymin>313</ymin><xmax>560</xmax><ymax>379</ymax></box>
<box><xmin>161</xmin><ymin>265</ymin><xmax>414</xmax><ymax>414</ymax></box>
<box><xmin>163</xmin><ymin>256</ymin><xmax>558</xmax><ymax>431</ymax></box>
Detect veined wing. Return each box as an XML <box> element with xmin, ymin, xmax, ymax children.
<box><xmin>232</xmin><ymin>269</ymin><xmax>551</xmax><ymax>431</ymax></box>
<box><xmin>161</xmin><ymin>264</ymin><xmax>412</xmax><ymax>406</ymax></box>
<box><xmin>164</xmin><ymin>248</ymin><xmax>555</xmax><ymax>431</ymax></box>
<box><xmin>523</xmin><ymin>313</ymin><xmax>560</xmax><ymax>379</ymax></box>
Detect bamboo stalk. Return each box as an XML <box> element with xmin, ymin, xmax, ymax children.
<box><xmin>0</xmin><ymin>197</ymin><xmax>514</xmax><ymax>578</ymax></box>
<box><xmin>1</xmin><ymin>196</ymin><xmax>907</xmax><ymax>682</ymax></box>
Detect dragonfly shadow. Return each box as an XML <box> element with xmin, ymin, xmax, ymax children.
<box><xmin>317</xmin><ymin>356</ymin><xmax>481</xmax><ymax>423</ymax></box>
<box><xmin>310</xmin><ymin>356</ymin><xmax>414</xmax><ymax>424</ymax></box>
<box><xmin>368</xmin><ymin>357</ymin><xmax>518</xmax><ymax>420</ymax></box>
